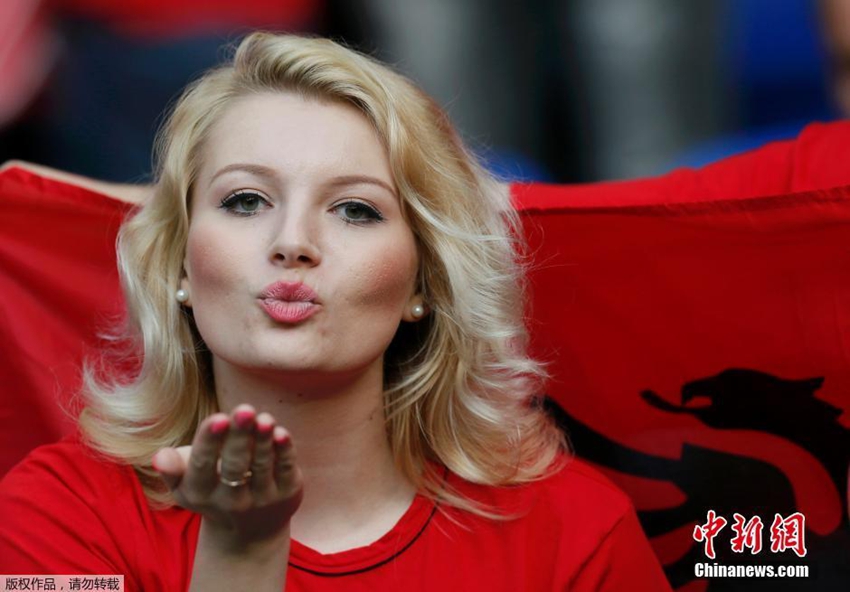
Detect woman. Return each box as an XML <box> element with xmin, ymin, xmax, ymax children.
<box><xmin>0</xmin><ymin>33</ymin><xmax>671</xmax><ymax>590</ymax></box>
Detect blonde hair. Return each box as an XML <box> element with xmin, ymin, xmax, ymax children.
<box><xmin>79</xmin><ymin>32</ymin><xmax>568</xmax><ymax>513</ymax></box>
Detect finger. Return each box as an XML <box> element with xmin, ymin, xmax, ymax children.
<box><xmin>183</xmin><ymin>413</ymin><xmax>230</xmax><ymax>496</ymax></box>
<box><xmin>273</xmin><ymin>426</ymin><xmax>297</xmax><ymax>493</ymax></box>
<box><xmin>250</xmin><ymin>413</ymin><xmax>276</xmax><ymax>495</ymax></box>
<box><xmin>175</xmin><ymin>445</ymin><xmax>192</xmax><ymax>467</ymax></box>
<box><xmin>152</xmin><ymin>447</ymin><xmax>186</xmax><ymax>491</ymax></box>
<box><xmin>218</xmin><ymin>404</ymin><xmax>256</xmax><ymax>487</ymax></box>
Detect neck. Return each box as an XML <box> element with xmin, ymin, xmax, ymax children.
<box><xmin>213</xmin><ymin>361</ymin><xmax>416</xmax><ymax>552</ymax></box>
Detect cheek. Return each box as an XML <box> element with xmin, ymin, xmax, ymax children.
<box><xmin>183</xmin><ymin>223</ymin><xmax>255</xmax><ymax>356</ymax></box>
<box><xmin>184</xmin><ymin>224</ymin><xmax>246</xmax><ymax>303</ymax></box>
<box><xmin>348</xmin><ymin>243</ymin><xmax>418</xmax><ymax>310</ymax></box>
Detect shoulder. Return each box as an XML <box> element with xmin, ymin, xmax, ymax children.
<box><xmin>0</xmin><ymin>434</ymin><xmax>137</xmax><ymax>500</ymax></box>
<box><xmin>0</xmin><ymin>435</ymin><xmax>200</xmax><ymax>588</ymax></box>
<box><xmin>447</xmin><ymin>453</ymin><xmax>636</xmax><ymax>545</ymax></box>
<box><xmin>0</xmin><ymin>435</ymin><xmax>152</xmax><ymax>575</ymax></box>
<box><xmin>520</xmin><ymin>455</ymin><xmax>671</xmax><ymax>590</ymax></box>
<box><xmin>538</xmin><ymin>453</ymin><xmax>633</xmax><ymax>508</ymax></box>
<box><xmin>454</xmin><ymin>453</ymin><xmax>634</xmax><ymax>521</ymax></box>
<box><xmin>440</xmin><ymin>455</ymin><xmax>671</xmax><ymax>590</ymax></box>
<box><xmin>522</xmin><ymin>454</ymin><xmax>636</xmax><ymax>542</ymax></box>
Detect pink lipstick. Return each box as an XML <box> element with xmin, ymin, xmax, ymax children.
<box><xmin>259</xmin><ymin>281</ymin><xmax>320</xmax><ymax>324</ymax></box>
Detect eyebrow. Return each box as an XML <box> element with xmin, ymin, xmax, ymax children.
<box><xmin>208</xmin><ymin>163</ymin><xmax>397</xmax><ymax>196</ymax></box>
<box><xmin>208</xmin><ymin>163</ymin><xmax>277</xmax><ymax>187</ymax></box>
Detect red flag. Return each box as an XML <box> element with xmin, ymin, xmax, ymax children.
<box><xmin>2</xmin><ymin>121</ymin><xmax>850</xmax><ymax>589</ymax></box>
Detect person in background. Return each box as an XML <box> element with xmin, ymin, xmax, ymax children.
<box><xmin>821</xmin><ymin>0</ymin><xmax>850</xmax><ymax>117</ymax></box>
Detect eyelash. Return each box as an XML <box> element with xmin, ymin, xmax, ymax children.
<box><xmin>219</xmin><ymin>190</ymin><xmax>269</xmax><ymax>217</ymax></box>
<box><xmin>218</xmin><ymin>191</ymin><xmax>385</xmax><ymax>225</ymax></box>
<box><xmin>333</xmin><ymin>201</ymin><xmax>385</xmax><ymax>225</ymax></box>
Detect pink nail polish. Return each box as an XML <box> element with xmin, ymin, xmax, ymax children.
<box><xmin>210</xmin><ymin>417</ymin><xmax>230</xmax><ymax>435</ymax></box>
<box><xmin>274</xmin><ymin>429</ymin><xmax>290</xmax><ymax>446</ymax></box>
<box><xmin>257</xmin><ymin>419</ymin><xmax>273</xmax><ymax>434</ymax></box>
<box><xmin>234</xmin><ymin>408</ymin><xmax>255</xmax><ymax>429</ymax></box>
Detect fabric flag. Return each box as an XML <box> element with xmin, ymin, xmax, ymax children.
<box><xmin>2</xmin><ymin>121</ymin><xmax>850</xmax><ymax>590</ymax></box>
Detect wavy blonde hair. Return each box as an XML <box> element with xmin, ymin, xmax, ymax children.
<box><xmin>79</xmin><ymin>32</ymin><xmax>568</xmax><ymax>513</ymax></box>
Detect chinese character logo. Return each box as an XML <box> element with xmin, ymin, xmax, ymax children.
<box><xmin>770</xmin><ymin>512</ymin><xmax>807</xmax><ymax>557</ymax></box>
<box><xmin>692</xmin><ymin>510</ymin><xmax>807</xmax><ymax>558</ymax></box>
<box><xmin>730</xmin><ymin>513</ymin><xmax>764</xmax><ymax>554</ymax></box>
<box><xmin>693</xmin><ymin>510</ymin><xmax>728</xmax><ymax>559</ymax></box>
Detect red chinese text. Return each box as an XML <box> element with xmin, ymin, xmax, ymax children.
<box><xmin>693</xmin><ymin>510</ymin><xmax>728</xmax><ymax>560</ymax></box>
<box><xmin>730</xmin><ymin>513</ymin><xmax>764</xmax><ymax>554</ymax></box>
<box><xmin>770</xmin><ymin>512</ymin><xmax>807</xmax><ymax>557</ymax></box>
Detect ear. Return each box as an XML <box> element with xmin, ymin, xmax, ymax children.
<box><xmin>402</xmin><ymin>294</ymin><xmax>428</xmax><ymax>323</ymax></box>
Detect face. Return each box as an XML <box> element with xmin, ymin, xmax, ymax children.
<box><xmin>182</xmin><ymin>92</ymin><xmax>422</xmax><ymax>384</ymax></box>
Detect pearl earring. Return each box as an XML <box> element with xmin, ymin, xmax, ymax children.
<box><xmin>176</xmin><ymin>289</ymin><xmax>189</xmax><ymax>303</ymax></box>
<box><xmin>411</xmin><ymin>304</ymin><xmax>425</xmax><ymax>319</ymax></box>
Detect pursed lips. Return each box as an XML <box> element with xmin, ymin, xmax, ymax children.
<box><xmin>258</xmin><ymin>281</ymin><xmax>320</xmax><ymax>323</ymax></box>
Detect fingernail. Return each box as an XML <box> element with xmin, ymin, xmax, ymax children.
<box><xmin>256</xmin><ymin>417</ymin><xmax>273</xmax><ymax>434</ymax></box>
<box><xmin>234</xmin><ymin>408</ymin><xmax>255</xmax><ymax>429</ymax></box>
<box><xmin>273</xmin><ymin>426</ymin><xmax>290</xmax><ymax>445</ymax></box>
<box><xmin>210</xmin><ymin>417</ymin><xmax>230</xmax><ymax>435</ymax></box>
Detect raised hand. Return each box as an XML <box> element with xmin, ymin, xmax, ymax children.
<box><xmin>152</xmin><ymin>404</ymin><xmax>303</xmax><ymax>548</ymax></box>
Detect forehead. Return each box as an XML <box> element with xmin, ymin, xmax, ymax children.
<box><xmin>198</xmin><ymin>92</ymin><xmax>394</xmax><ymax>188</ymax></box>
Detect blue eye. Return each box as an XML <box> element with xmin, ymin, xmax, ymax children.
<box><xmin>334</xmin><ymin>201</ymin><xmax>384</xmax><ymax>224</ymax></box>
<box><xmin>219</xmin><ymin>191</ymin><xmax>269</xmax><ymax>216</ymax></box>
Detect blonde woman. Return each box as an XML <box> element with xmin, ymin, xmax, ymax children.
<box><xmin>0</xmin><ymin>33</ymin><xmax>670</xmax><ymax>591</ymax></box>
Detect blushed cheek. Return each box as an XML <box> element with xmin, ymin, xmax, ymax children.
<box><xmin>356</xmin><ymin>247</ymin><xmax>418</xmax><ymax>309</ymax></box>
<box><xmin>183</xmin><ymin>223</ymin><xmax>249</xmax><ymax>352</ymax></box>
<box><xmin>185</xmin><ymin>224</ymin><xmax>240</xmax><ymax>292</ymax></box>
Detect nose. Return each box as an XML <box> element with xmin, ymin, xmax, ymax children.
<box><xmin>268</xmin><ymin>202</ymin><xmax>321</xmax><ymax>268</ymax></box>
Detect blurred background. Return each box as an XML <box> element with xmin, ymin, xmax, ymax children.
<box><xmin>0</xmin><ymin>0</ymin><xmax>845</xmax><ymax>184</ymax></box>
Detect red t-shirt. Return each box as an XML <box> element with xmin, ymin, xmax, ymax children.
<box><xmin>0</xmin><ymin>436</ymin><xmax>671</xmax><ymax>591</ymax></box>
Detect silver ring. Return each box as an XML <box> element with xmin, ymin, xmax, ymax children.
<box><xmin>219</xmin><ymin>470</ymin><xmax>252</xmax><ymax>488</ymax></box>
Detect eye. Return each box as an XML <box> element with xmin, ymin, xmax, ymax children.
<box><xmin>219</xmin><ymin>190</ymin><xmax>270</xmax><ymax>216</ymax></box>
<box><xmin>333</xmin><ymin>200</ymin><xmax>384</xmax><ymax>224</ymax></box>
